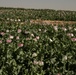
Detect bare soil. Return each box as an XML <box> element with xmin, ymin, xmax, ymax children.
<box><xmin>30</xmin><ymin>20</ymin><xmax>76</xmax><ymax>25</ymax></box>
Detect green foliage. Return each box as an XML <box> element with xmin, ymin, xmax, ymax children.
<box><xmin>0</xmin><ymin>22</ymin><xmax>76</xmax><ymax>75</ymax></box>
<box><xmin>0</xmin><ymin>7</ymin><xmax>76</xmax><ymax>21</ymax></box>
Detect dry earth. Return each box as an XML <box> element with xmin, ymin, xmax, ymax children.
<box><xmin>30</xmin><ymin>20</ymin><xmax>76</xmax><ymax>25</ymax></box>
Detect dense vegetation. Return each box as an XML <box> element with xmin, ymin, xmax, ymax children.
<box><xmin>0</xmin><ymin>7</ymin><xmax>76</xmax><ymax>75</ymax></box>
<box><xmin>0</xmin><ymin>7</ymin><xmax>76</xmax><ymax>21</ymax></box>
<box><xmin>0</xmin><ymin>22</ymin><xmax>76</xmax><ymax>75</ymax></box>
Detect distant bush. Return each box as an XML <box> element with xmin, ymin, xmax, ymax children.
<box><xmin>0</xmin><ymin>7</ymin><xmax>76</xmax><ymax>21</ymax></box>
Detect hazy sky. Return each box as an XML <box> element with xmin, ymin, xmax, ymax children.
<box><xmin>0</xmin><ymin>0</ymin><xmax>76</xmax><ymax>11</ymax></box>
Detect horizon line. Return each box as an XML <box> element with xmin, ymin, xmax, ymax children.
<box><xmin>0</xmin><ymin>6</ymin><xmax>76</xmax><ymax>12</ymax></box>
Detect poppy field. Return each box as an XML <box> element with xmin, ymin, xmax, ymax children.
<box><xmin>0</xmin><ymin>7</ymin><xmax>76</xmax><ymax>75</ymax></box>
<box><xmin>0</xmin><ymin>22</ymin><xmax>76</xmax><ymax>75</ymax></box>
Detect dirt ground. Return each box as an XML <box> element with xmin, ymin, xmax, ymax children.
<box><xmin>30</xmin><ymin>20</ymin><xmax>76</xmax><ymax>25</ymax></box>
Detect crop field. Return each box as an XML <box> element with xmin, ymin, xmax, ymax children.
<box><xmin>0</xmin><ymin>7</ymin><xmax>76</xmax><ymax>75</ymax></box>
